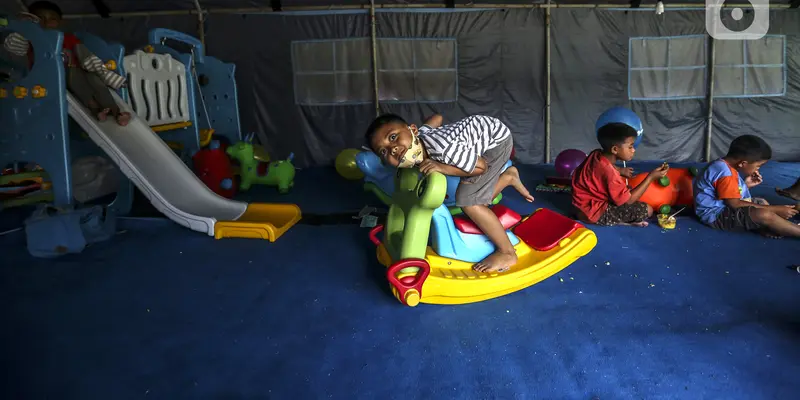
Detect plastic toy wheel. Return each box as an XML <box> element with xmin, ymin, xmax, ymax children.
<box><xmin>387</xmin><ymin>258</ymin><xmax>430</xmax><ymax>307</ymax></box>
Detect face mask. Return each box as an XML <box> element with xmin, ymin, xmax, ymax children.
<box><xmin>396</xmin><ymin>127</ymin><xmax>424</xmax><ymax>168</ymax></box>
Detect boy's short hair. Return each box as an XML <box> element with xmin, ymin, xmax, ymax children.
<box><xmin>364</xmin><ymin>113</ymin><xmax>407</xmax><ymax>147</ymax></box>
<box><xmin>725</xmin><ymin>135</ymin><xmax>772</xmax><ymax>162</ymax></box>
<box><xmin>28</xmin><ymin>1</ymin><xmax>63</xmax><ymax>17</ymax></box>
<box><xmin>597</xmin><ymin>122</ymin><xmax>638</xmax><ymax>152</ymax></box>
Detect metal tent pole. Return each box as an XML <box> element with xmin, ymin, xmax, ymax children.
<box><xmin>369</xmin><ymin>0</ymin><xmax>380</xmax><ymax>116</ymax></box>
<box><xmin>705</xmin><ymin>36</ymin><xmax>716</xmax><ymax>161</ymax></box>
<box><xmin>193</xmin><ymin>0</ymin><xmax>206</xmax><ymax>54</ymax></box>
<box><xmin>61</xmin><ymin>4</ymin><xmax>792</xmax><ymax>20</ymax></box>
<box><xmin>545</xmin><ymin>0</ymin><xmax>552</xmax><ymax>163</ymax></box>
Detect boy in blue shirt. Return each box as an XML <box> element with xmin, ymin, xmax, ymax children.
<box><xmin>693</xmin><ymin>135</ymin><xmax>799</xmax><ymax>238</ymax></box>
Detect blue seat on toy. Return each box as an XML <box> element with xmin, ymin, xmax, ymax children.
<box><xmin>429</xmin><ymin>204</ymin><xmax>520</xmax><ymax>263</ymax></box>
<box><xmin>356</xmin><ymin>151</ymin><xmax>513</xmax><ymax>209</ymax></box>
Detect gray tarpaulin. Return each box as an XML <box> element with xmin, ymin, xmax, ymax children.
<box><xmin>552</xmin><ymin>9</ymin><xmax>800</xmax><ymax>162</ymax></box>
<box><xmin>11</xmin><ymin>7</ymin><xmax>800</xmax><ymax>166</ymax></box>
<box><xmin>199</xmin><ymin>9</ymin><xmax>547</xmax><ymax>167</ymax></box>
<box><xmin>709</xmin><ymin>11</ymin><xmax>800</xmax><ymax>161</ymax></box>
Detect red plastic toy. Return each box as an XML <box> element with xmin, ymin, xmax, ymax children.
<box><xmin>192</xmin><ymin>141</ymin><xmax>237</xmax><ymax>199</ymax></box>
<box><xmin>453</xmin><ymin>204</ymin><xmax>522</xmax><ymax>234</ymax></box>
<box><xmin>512</xmin><ymin>208</ymin><xmax>580</xmax><ymax>251</ymax></box>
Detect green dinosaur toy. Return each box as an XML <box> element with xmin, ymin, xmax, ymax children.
<box><xmin>226</xmin><ymin>135</ymin><xmax>296</xmax><ymax>194</ymax></box>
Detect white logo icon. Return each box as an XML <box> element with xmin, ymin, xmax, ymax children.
<box><xmin>705</xmin><ymin>0</ymin><xmax>770</xmax><ymax>40</ymax></box>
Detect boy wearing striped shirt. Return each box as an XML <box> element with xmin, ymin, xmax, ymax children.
<box><xmin>3</xmin><ymin>1</ymin><xmax>130</xmax><ymax>125</ymax></box>
<box><xmin>366</xmin><ymin>113</ymin><xmax>534</xmax><ymax>273</ymax></box>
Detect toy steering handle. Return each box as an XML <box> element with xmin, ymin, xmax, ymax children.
<box><xmin>386</xmin><ymin>258</ymin><xmax>430</xmax><ymax>307</ymax></box>
<box><xmin>148</xmin><ymin>28</ymin><xmax>205</xmax><ymax>63</ymax></box>
<box><xmin>369</xmin><ymin>224</ymin><xmax>384</xmax><ymax>247</ymax></box>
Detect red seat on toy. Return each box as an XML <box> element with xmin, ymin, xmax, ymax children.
<box><xmin>453</xmin><ymin>205</ymin><xmax>522</xmax><ymax>235</ymax></box>
<box><xmin>512</xmin><ymin>208</ymin><xmax>581</xmax><ymax>251</ymax></box>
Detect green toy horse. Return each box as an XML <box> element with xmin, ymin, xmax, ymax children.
<box><xmin>226</xmin><ymin>133</ymin><xmax>296</xmax><ymax>194</ymax></box>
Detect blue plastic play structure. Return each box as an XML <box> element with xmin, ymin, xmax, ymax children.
<box><xmin>147</xmin><ymin>29</ymin><xmax>242</xmax><ymax>147</ymax></box>
<box><xmin>0</xmin><ymin>19</ymin><xmax>242</xmax><ymax>214</ymax></box>
<box><xmin>1</xmin><ymin>19</ymin><xmax>75</xmax><ymax>208</ymax></box>
<box><xmin>355</xmin><ymin>150</ymin><xmax>511</xmax><ymax>213</ymax></box>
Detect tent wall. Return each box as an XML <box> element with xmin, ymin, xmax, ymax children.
<box><xmin>198</xmin><ymin>10</ymin><xmax>546</xmax><ymax>166</ymax></box>
<box><xmin>63</xmin><ymin>15</ymin><xmax>198</xmax><ymax>46</ymax></box>
<box><xmin>709</xmin><ymin>11</ymin><xmax>800</xmax><ymax>161</ymax></box>
<box><xmin>551</xmin><ymin>10</ymin><xmax>710</xmax><ymax>162</ymax></box>
<box><xmin>204</xmin><ymin>12</ymin><xmax>377</xmax><ymax>166</ymax></box>
<box><xmin>41</xmin><ymin>8</ymin><xmax>800</xmax><ymax>166</ymax></box>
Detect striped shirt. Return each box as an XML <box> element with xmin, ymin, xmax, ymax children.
<box><xmin>418</xmin><ymin>115</ymin><xmax>511</xmax><ymax>173</ymax></box>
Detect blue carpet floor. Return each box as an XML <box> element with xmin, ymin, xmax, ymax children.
<box><xmin>1</xmin><ymin>161</ymin><xmax>799</xmax><ymax>399</ymax></box>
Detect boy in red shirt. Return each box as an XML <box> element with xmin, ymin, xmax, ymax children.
<box><xmin>571</xmin><ymin>122</ymin><xmax>668</xmax><ymax>227</ymax></box>
<box><xmin>3</xmin><ymin>2</ymin><xmax>129</xmax><ymax>125</ymax></box>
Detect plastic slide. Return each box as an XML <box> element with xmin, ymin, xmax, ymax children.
<box><xmin>67</xmin><ymin>92</ymin><xmax>301</xmax><ymax>241</ymax></box>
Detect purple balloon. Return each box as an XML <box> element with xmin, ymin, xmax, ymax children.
<box><xmin>555</xmin><ymin>149</ymin><xmax>587</xmax><ymax>178</ymax></box>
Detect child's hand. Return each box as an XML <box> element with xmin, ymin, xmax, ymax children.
<box><xmin>648</xmin><ymin>163</ymin><xmax>669</xmax><ymax>180</ymax></box>
<box><xmin>619</xmin><ymin>167</ymin><xmax>634</xmax><ymax>179</ymax></box>
<box><xmin>419</xmin><ymin>159</ymin><xmax>445</xmax><ymax>176</ymax></box>
<box><xmin>772</xmin><ymin>205</ymin><xmax>798</xmax><ymax>220</ymax></box>
<box><xmin>745</xmin><ymin>171</ymin><xmax>763</xmax><ymax>188</ymax></box>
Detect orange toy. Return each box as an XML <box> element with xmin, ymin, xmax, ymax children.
<box><xmin>628</xmin><ymin>166</ymin><xmax>698</xmax><ymax>214</ymax></box>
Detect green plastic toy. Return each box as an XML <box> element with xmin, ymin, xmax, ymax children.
<box><xmin>226</xmin><ymin>139</ymin><xmax>296</xmax><ymax>194</ymax></box>
<box><xmin>383</xmin><ymin>168</ymin><xmax>447</xmax><ymax>264</ymax></box>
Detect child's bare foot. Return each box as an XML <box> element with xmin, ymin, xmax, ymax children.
<box><xmin>473</xmin><ymin>250</ymin><xmax>517</xmax><ymax>273</ymax></box>
<box><xmin>116</xmin><ymin>112</ymin><xmax>131</xmax><ymax>126</ymax></box>
<box><xmin>504</xmin><ymin>166</ymin><xmax>534</xmax><ymax>202</ymax></box>
<box><xmin>97</xmin><ymin>108</ymin><xmax>110</xmax><ymax>122</ymax></box>
<box><xmin>776</xmin><ymin>187</ymin><xmax>800</xmax><ymax>201</ymax></box>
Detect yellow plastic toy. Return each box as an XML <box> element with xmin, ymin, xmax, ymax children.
<box><xmin>368</xmin><ymin>168</ymin><xmax>598</xmax><ymax>307</ymax></box>
<box><xmin>199</xmin><ymin>128</ymin><xmax>215</xmax><ymax>147</ymax></box>
<box><xmin>32</xmin><ymin>85</ymin><xmax>46</xmax><ymax>98</ymax></box>
<box><xmin>13</xmin><ymin>86</ymin><xmax>27</xmax><ymax>98</ymax></box>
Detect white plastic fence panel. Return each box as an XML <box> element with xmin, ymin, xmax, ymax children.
<box><xmin>123</xmin><ymin>50</ymin><xmax>190</xmax><ymax>127</ymax></box>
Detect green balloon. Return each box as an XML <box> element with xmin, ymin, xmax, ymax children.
<box><xmin>659</xmin><ymin>205</ymin><xmax>671</xmax><ymax>215</ymax></box>
<box><xmin>688</xmin><ymin>166</ymin><xmax>699</xmax><ymax>177</ymax></box>
<box><xmin>658</xmin><ymin>176</ymin><xmax>670</xmax><ymax>187</ymax></box>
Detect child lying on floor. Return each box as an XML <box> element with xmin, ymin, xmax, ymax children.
<box><xmin>571</xmin><ymin>122</ymin><xmax>668</xmax><ymax>227</ymax></box>
<box><xmin>694</xmin><ymin>135</ymin><xmax>800</xmax><ymax>238</ymax></box>
<box><xmin>365</xmin><ymin>113</ymin><xmax>533</xmax><ymax>273</ymax></box>
<box><xmin>2</xmin><ymin>2</ymin><xmax>130</xmax><ymax>125</ymax></box>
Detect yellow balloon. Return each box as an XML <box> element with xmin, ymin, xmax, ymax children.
<box><xmin>335</xmin><ymin>148</ymin><xmax>365</xmax><ymax>180</ymax></box>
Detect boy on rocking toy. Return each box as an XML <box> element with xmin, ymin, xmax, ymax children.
<box><xmin>365</xmin><ymin>113</ymin><xmax>533</xmax><ymax>274</ymax></box>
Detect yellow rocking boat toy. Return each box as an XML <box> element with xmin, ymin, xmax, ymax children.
<box><xmin>368</xmin><ymin>168</ymin><xmax>598</xmax><ymax>307</ymax></box>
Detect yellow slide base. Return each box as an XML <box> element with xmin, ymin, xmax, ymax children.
<box><xmin>378</xmin><ymin>227</ymin><xmax>597</xmax><ymax>305</ymax></box>
<box><xmin>214</xmin><ymin>203</ymin><xmax>302</xmax><ymax>242</ymax></box>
